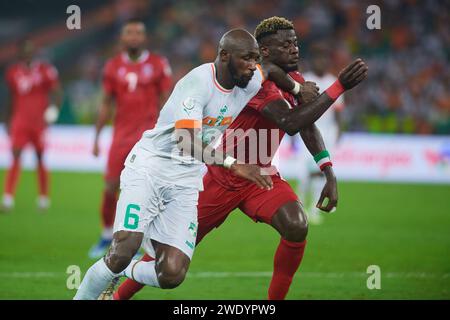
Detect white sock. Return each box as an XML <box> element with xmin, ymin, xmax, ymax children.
<box><xmin>123</xmin><ymin>259</ymin><xmax>160</xmax><ymax>288</ymax></box>
<box><xmin>101</xmin><ymin>227</ymin><xmax>114</xmax><ymax>240</ymax></box>
<box><xmin>73</xmin><ymin>258</ymin><xmax>119</xmax><ymax>300</ymax></box>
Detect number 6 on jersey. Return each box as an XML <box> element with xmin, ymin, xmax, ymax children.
<box><xmin>124</xmin><ymin>204</ymin><xmax>140</xmax><ymax>229</ymax></box>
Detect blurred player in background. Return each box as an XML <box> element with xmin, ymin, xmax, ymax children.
<box><xmin>1</xmin><ymin>39</ymin><xmax>62</xmax><ymax>212</ymax></box>
<box><xmin>111</xmin><ymin>17</ymin><xmax>367</xmax><ymax>300</ymax></box>
<box><xmin>301</xmin><ymin>43</ymin><xmax>345</xmax><ymax>225</ymax></box>
<box><xmin>89</xmin><ymin>19</ymin><xmax>173</xmax><ymax>258</ymax></box>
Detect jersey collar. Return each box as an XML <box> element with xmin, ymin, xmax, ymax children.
<box><xmin>121</xmin><ymin>50</ymin><xmax>149</xmax><ymax>64</ymax></box>
<box><xmin>211</xmin><ymin>63</ymin><xmax>233</xmax><ymax>93</ymax></box>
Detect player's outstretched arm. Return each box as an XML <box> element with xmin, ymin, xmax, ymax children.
<box><xmin>175</xmin><ymin>127</ymin><xmax>273</xmax><ymax>190</ymax></box>
<box><xmin>300</xmin><ymin>124</ymin><xmax>338</xmax><ymax>212</ymax></box>
<box><xmin>262</xmin><ymin>59</ymin><xmax>368</xmax><ymax>136</ymax></box>
<box><xmin>93</xmin><ymin>93</ymin><xmax>114</xmax><ymax>157</ymax></box>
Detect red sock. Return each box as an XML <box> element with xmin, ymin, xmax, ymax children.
<box><xmin>113</xmin><ymin>254</ymin><xmax>154</xmax><ymax>300</ymax></box>
<box><xmin>101</xmin><ymin>190</ymin><xmax>118</xmax><ymax>228</ymax></box>
<box><xmin>37</xmin><ymin>161</ymin><xmax>48</xmax><ymax>196</ymax></box>
<box><xmin>268</xmin><ymin>239</ymin><xmax>307</xmax><ymax>300</ymax></box>
<box><xmin>4</xmin><ymin>158</ymin><xmax>21</xmax><ymax>196</ymax></box>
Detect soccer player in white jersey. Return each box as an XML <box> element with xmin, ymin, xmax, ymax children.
<box><xmin>301</xmin><ymin>43</ymin><xmax>345</xmax><ymax>224</ymax></box>
<box><xmin>74</xmin><ymin>29</ymin><xmax>292</xmax><ymax>299</ymax></box>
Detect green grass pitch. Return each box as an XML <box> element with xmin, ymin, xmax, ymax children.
<box><xmin>0</xmin><ymin>170</ymin><xmax>449</xmax><ymax>299</ymax></box>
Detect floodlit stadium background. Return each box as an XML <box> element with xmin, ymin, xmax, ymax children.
<box><xmin>0</xmin><ymin>0</ymin><xmax>449</xmax><ymax>299</ymax></box>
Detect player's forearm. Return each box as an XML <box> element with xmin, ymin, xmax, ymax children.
<box><xmin>299</xmin><ymin>124</ymin><xmax>326</xmax><ymax>156</ymax></box>
<box><xmin>282</xmin><ymin>92</ymin><xmax>336</xmax><ymax>135</ymax></box>
<box><xmin>50</xmin><ymin>85</ymin><xmax>63</xmax><ymax>109</ymax></box>
<box><xmin>4</xmin><ymin>98</ymin><xmax>12</xmax><ymax>124</ymax></box>
<box><xmin>176</xmin><ymin>129</ymin><xmax>233</xmax><ymax>168</ymax></box>
<box><xmin>94</xmin><ymin>96</ymin><xmax>114</xmax><ymax>140</ymax></box>
<box><xmin>300</xmin><ymin>125</ymin><xmax>336</xmax><ymax>181</ymax></box>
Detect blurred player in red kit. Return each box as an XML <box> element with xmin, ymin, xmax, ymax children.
<box><xmin>110</xmin><ymin>17</ymin><xmax>367</xmax><ymax>300</ymax></box>
<box><xmin>89</xmin><ymin>19</ymin><xmax>173</xmax><ymax>258</ymax></box>
<box><xmin>1</xmin><ymin>39</ymin><xmax>62</xmax><ymax>212</ymax></box>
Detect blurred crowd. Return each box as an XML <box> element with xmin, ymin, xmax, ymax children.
<box><xmin>1</xmin><ymin>0</ymin><xmax>449</xmax><ymax>134</ymax></box>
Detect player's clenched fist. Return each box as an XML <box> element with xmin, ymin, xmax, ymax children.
<box><xmin>230</xmin><ymin>163</ymin><xmax>273</xmax><ymax>190</ymax></box>
<box><xmin>338</xmin><ymin>58</ymin><xmax>368</xmax><ymax>90</ymax></box>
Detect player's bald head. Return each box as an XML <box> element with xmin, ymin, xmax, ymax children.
<box><xmin>215</xmin><ymin>29</ymin><xmax>260</xmax><ymax>89</ymax></box>
<box><xmin>218</xmin><ymin>29</ymin><xmax>259</xmax><ymax>56</ymax></box>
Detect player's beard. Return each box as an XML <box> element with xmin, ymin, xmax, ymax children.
<box><xmin>228</xmin><ymin>58</ymin><xmax>251</xmax><ymax>88</ymax></box>
<box><xmin>126</xmin><ymin>47</ymin><xmax>142</xmax><ymax>59</ymax></box>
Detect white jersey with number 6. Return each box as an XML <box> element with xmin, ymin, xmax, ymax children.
<box><xmin>125</xmin><ymin>62</ymin><xmax>264</xmax><ymax>190</ymax></box>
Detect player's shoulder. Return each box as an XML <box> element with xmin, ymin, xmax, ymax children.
<box><xmin>37</xmin><ymin>60</ymin><xmax>58</xmax><ymax>74</ymax></box>
<box><xmin>5</xmin><ymin>62</ymin><xmax>19</xmax><ymax>74</ymax></box>
<box><xmin>147</xmin><ymin>52</ymin><xmax>169</xmax><ymax>64</ymax></box>
<box><xmin>36</xmin><ymin>59</ymin><xmax>54</xmax><ymax>68</ymax></box>
<box><xmin>182</xmin><ymin>63</ymin><xmax>213</xmax><ymax>84</ymax></box>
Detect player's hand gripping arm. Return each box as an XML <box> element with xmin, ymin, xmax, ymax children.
<box><xmin>262</xmin><ymin>62</ymin><xmax>320</xmax><ymax>102</ymax></box>
<box><xmin>300</xmin><ymin>125</ymin><xmax>338</xmax><ymax>212</ymax></box>
<box><xmin>93</xmin><ymin>93</ymin><xmax>114</xmax><ymax>157</ymax></box>
<box><xmin>175</xmin><ymin>128</ymin><xmax>273</xmax><ymax>190</ymax></box>
<box><xmin>261</xmin><ymin>59</ymin><xmax>368</xmax><ymax>135</ymax></box>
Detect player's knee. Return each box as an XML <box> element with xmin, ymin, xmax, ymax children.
<box><xmin>283</xmin><ymin>220</ymin><xmax>308</xmax><ymax>242</ymax></box>
<box><xmin>105</xmin><ymin>233</ymin><xmax>142</xmax><ymax>273</ymax></box>
<box><xmin>106</xmin><ymin>251</ymin><xmax>134</xmax><ymax>273</ymax></box>
<box><xmin>157</xmin><ymin>263</ymin><xmax>187</xmax><ymax>289</ymax></box>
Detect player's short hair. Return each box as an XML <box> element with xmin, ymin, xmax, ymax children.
<box><xmin>254</xmin><ymin>16</ymin><xmax>295</xmax><ymax>43</ymax></box>
<box><xmin>122</xmin><ymin>18</ymin><xmax>146</xmax><ymax>30</ymax></box>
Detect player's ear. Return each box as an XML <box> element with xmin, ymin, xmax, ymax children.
<box><xmin>259</xmin><ymin>45</ymin><xmax>270</xmax><ymax>58</ymax></box>
<box><xmin>219</xmin><ymin>49</ymin><xmax>230</xmax><ymax>62</ymax></box>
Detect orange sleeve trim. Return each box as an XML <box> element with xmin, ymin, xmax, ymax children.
<box><xmin>175</xmin><ymin>119</ymin><xmax>202</xmax><ymax>129</ymax></box>
<box><xmin>256</xmin><ymin>64</ymin><xmax>266</xmax><ymax>83</ymax></box>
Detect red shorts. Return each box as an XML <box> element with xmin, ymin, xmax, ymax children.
<box><xmin>10</xmin><ymin>124</ymin><xmax>46</xmax><ymax>153</ymax></box>
<box><xmin>105</xmin><ymin>142</ymin><xmax>134</xmax><ymax>181</ymax></box>
<box><xmin>196</xmin><ymin>172</ymin><xmax>299</xmax><ymax>244</ymax></box>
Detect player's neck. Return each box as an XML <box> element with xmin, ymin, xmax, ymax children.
<box><xmin>213</xmin><ymin>61</ymin><xmax>234</xmax><ymax>90</ymax></box>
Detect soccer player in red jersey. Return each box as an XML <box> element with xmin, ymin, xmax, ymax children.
<box><xmin>112</xmin><ymin>17</ymin><xmax>367</xmax><ymax>300</ymax></box>
<box><xmin>88</xmin><ymin>19</ymin><xmax>173</xmax><ymax>258</ymax></box>
<box><xmin>1</xmin><ymin>39</ymin><xmax>62</xmax><ymax>212</ymax></box>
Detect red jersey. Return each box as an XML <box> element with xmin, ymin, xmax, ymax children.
<box><xmin>6</xmin><ymin>61</ymin><xmax>59</xmax><ymax>129</ymax></box>
<box><xmin>208</xmin><ymin>71</ymin><xmax>305</xmax><ymax>188</ymax></box>
<box><xmin>103</xmin><ymin>50</ymin><xmax>172</xmax><ymax>146</ymax></box>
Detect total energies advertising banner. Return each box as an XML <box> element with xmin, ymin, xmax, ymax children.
<box><xmin>0</xmin><ymin>125</ymin><xmax>449</xmax><ymax>184</ymax></box>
